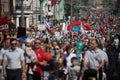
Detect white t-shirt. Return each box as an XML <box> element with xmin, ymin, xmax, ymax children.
<box><xmin>3</xmin><ymin>47</ymin><xmax>25</xmax><ymax>69</ymax></box>
<box><xmin>67</xmin><ymin>65</ymin><xmax>80</xmax><ymax>80</ymax></box>
<box><xmin>66</xmin><ymin>53</ymin><xmax>76</xmax><ymax>67</ymax></box>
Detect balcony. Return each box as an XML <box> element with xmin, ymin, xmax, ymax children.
<box><xmin>14</xmin><ymin>5</ymin><xmax>33</xmax><ymax>15</ymax></box>
<box><xmin>15</xmin><ymin>0</ymin><xmax>33</xmax><ymax>10</ymax></box>
<box><xmin>15</xmin><ymin>5</ymin><xmax>31</xmax><ymax>10</ymax></box>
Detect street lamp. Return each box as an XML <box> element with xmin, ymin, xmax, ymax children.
<box><xmin>71</xmin><ymin>0</ymin><xmax>73</xmax><ymax>18</ymax></box>
<box><xmin>21</xmin><ymin>0</ymin><xmax>25</xmax><ymax>27</ymax></box>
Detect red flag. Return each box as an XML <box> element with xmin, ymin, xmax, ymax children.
<box><xmin>51</xmin><ymin>0</ymin><xmax>57</xmax><ymax>6</ymax></box>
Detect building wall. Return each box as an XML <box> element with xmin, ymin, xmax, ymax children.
<box><xmin>55</xmin><ymin>0</ymin><xmax>65</xmax><ymax>20</ymax></box>
<box><xmin>0</xmin><ymin>0</ymin><xmax>10</xmax><ymax>17</ymax></box>
<box><xmin>43</xmin><ymin>0</ymin><xmax>54</xmax><ymax>21</ymax></box>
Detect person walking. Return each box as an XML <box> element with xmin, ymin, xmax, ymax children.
<box><xmin>0</xmin><ymin>38</ymin><xmax>11</xmax><ymax>80</ymax></box>
<box><xmin>33</xmin><ymin>38</ymin><xmax>47</xmax><ymax>80</ymax></box>
<box><xmin>83</xmin><ymin>39</ymin><xmax>108</xmax><ymax>80</ymax></box>
<box><xmin>2</xmin><ymin>38</ymin><xmax>26</xmax><ymax>80</ymax></box>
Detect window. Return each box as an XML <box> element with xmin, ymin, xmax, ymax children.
<box><xmin>48</xmin><ymin>5</ymin><xmax>50</xmax><ymax>12</ymax></box>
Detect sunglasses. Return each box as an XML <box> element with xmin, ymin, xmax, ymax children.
<box><xmin>34</xmin><ymin>42</ymin><xmax>41</xmax><ymax>44</ymax></box>
<box><xmin>11</xmin><ymin>43</ymin><xmax>17</xmax><ymax>45</ymax></box>
<box><xmin>47</xmin><ymin>47</ymin><xmax>52</xmax><ymax>49</ymax></box>
<box><xmin>25</xmin><ymin>44</ymin><xmax>31</xmax><ymax>47</ymax></box>
<box><xmin>55</xmin><ymin>48</ymin><xmax>59</xmax><ymax>50</ymax></box>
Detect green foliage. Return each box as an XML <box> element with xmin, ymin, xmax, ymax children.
<box><xmin>39</xmin><ymin>0</ymin><xmax>45</xmax><ymax>3</ymax></box>
<box><xmin>64</xmin><ymin>3</ymin><xmax>71</xmax><ymax>17</ymax></box>
<box><xmin>8</xmin><ymin>22</ymin><xmax>16</xmax><ymax>30</ymax></box>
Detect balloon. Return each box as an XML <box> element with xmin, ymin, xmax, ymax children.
<box><xmin>43</xmin><ymin>52</ymin><xmax>53</xmax><ymax>61</ymax></box>
<box><xmin>76</xmin><ymin>42</ymin><xmax>84</xmax><ymax>52</ymax></box>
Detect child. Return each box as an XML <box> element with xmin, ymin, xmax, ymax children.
<box><xmin>66</xmin><ymin>57</ymin><xmax>80</xmax><ymax>80</ymax></box>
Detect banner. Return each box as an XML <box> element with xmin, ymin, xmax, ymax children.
<box><xmin>67</xmin><ymin>21</ymin><xmax>92</xmax><ymax>31</ymax></box>
<box><xmin>0</xmin><ymin>16</ymin><xmax>8</xmax><ymax>33</ymax></box>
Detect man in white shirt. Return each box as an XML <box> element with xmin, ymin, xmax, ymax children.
<box><xmin>3</xmin><ymin>38</ymin><xmax>26</xmax><ymax>80</ymax></box>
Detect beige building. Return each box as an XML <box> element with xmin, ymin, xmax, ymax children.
<box><xmin>10</xmin><ymin>0</ymin><xmax>55</xmax><ymax>28</ymax></box>
<box><xmin>10</xmin><ymin>0</ymin><xmax>40</xmax><ymax>28</ymax></box>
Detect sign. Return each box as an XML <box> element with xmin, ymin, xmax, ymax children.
<box><xmin>0</xmin><ymin>16</ymin><xmax>8</xmax><ymax>33</ymax></box>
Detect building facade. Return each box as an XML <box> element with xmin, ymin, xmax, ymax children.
<box><xmin>0</xmin><ymin>0</ymin><xmax>10</xmax><ymax>17</ymax></box>
<box><xmin>10</xmin><ymin>0</ymin><xmax>56</xmax><ymax>28</ymax></box>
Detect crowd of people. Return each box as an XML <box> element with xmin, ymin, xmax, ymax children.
<box><xmin>0</xmin><ymin>8</ymin><xmax>120</xmax><ymax>80</ymax></box>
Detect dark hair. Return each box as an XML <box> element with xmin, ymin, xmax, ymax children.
<box><xmin>66</xmin><ymin>45</ymin><xmax>72</xmax><ymax>52</ymax></box>
<box><xmin>71</xmin><ymin>57</ymin><xmax>77</xmax><ymax>63</ymax></box>
<box><xmin>94</xmin><ymin>38</ymin><xmax>102</xmax><ymax>49</ymax></box>
<box><xmin>10</xmin><ymin>38</ymin><xmax>17</xmax><ymax>44</ymax></box>
<box><xmin>83</xmin><ymin>45</ymin><xmax>89</xmax><ymax>50</ymax></box>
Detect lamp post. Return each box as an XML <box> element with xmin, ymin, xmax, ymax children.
<box><xmin>70</xmin><ymin>0</ymin><xmax>73</xmax><ymax>18</ymax></box>
<box><xmin>21</xmin><ymin>0</ymin><xmax>25</xmax><ymax>27</ymax></box>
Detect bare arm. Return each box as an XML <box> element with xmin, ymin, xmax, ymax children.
<box><xmin>21</xmin><ymin>60</ymin><xmax>26</xmax><ymax>72</ymax></box>
<box><xmin>66</xmin><ymin>74</ymin><xmax>69</xmax><ymax>80</ymax></box>
<box><xmin>37</xmin><ymin>60</ymin><xmax>47</xmax><ymax>66</ymax></box>
<box><xmin>2</xmin><ymin>60</ymin><xmax>7</xmax><ymax>77</ymax></box>
<box><xmin>96</xmin><ymin>60</ymin><xmax>105</xmax><ymax>71</ymax></box>
<box><xmin>83</xmin><ymin>59</ymin><xmax>89</xmax><ymax>70</ymax></box>
<box><xmin>21</xmin><ymin>60</ymin><xmax>26</xmax><ymax>78</ymax></box>
<box><xmin>0</xmin><ymin>60</ymin><xmax>2</xmax><ymax>65</ymax></box>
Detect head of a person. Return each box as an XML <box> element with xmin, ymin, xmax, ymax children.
<box><xmin>44</xmin><ymin>44</ymin><xmax>52</xmax><ymax>53</ymax></box>
<box><xmin>25</xmin><ymin>38</ymin><xmax>33</xmax><ymax>48</ymax></box>
<box><xmin>10</xmin><ymin>38</ymin><xmax>17</xmax><ymax>50</ymax></box>
<box><xmin>83</xmin><ymin>46</ymin><xmax>89</xmax><ymax>52</ymax></box>
<box><xmin>52</xmin><ymin>41</ymin><xmax>58</xmax><ymax>48</ymax></box>
<box><xmin>34</xmin><ymin>38</ymin><xmax>41</xmax><ymax>50</ymax></box>
<box><xmin>71</xmin><ymin>57</ymin><xmax>77</xmax><ymax>66</ymax></box>
<box><xmin>5</xmin><ymin>38</ymin><xmax>10</xmax><ymax>48</ymax></box>
<box><xmin>54</xmin><ymin>45</ymin><xmax>60</xmax><ymax>54</ymax></box>
<box><xmin>71</xmin><ymin>41</ymin><xmax>76</xmax><ymax>48</ymax></box>
<box><xmin>90</xmin><ymin>38</ymin><xmax>100</xmax><ymax>50</ymax></box>
<box><xmin>114</xmin><ymin>37</ymin><xmax>119</xmax><ymax>46</ymax></box>
<box><xmin>66</xmin><ymin>45</ymin><xmax>72</xmax><ymax>54</ymax></box>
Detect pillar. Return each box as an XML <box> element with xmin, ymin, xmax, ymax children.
<box><xmin>26</xmin><ymin>17</ymin><xmax>29</xmax><ymax>28</ymax></box>
<box><xmin>16</xmin><ymin>17</ymin><xmax>19</xmax><ymax>28</ymax></box>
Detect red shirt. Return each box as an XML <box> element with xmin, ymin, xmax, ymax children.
<box><xmin>34</xmin><ymin>49</ymin><xmax>45</xmax><ymax>77</ymax></box>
